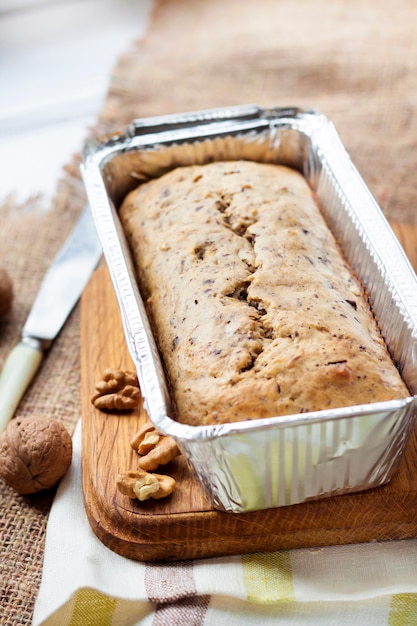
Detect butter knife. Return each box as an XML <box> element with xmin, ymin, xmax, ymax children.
<box><xmin>0</xmin><ymin>204</ymin><xmax>102</xmax><ymax>433</ymax></box>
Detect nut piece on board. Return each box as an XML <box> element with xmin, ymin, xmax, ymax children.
<box><xmin>130</xmin><ymin>422</ymin><xmax>158</xmax><ymax>452</ymax></box>
<box><xmin>0</xmin><ymin>268</ymin><xmax>13</xmax><ymax>318</ymax></box>
<box><xmin>91</xmin><ymin>368</ymin><xmax>141</xmax><ymax>411</ymax></box>
<box><xmin>130</xmin><ymin>423</ymin><xmax>181</xmax><ymax>470</ymax></box>
<box><xmin>116</xmin><ymin>469</ymin><xmax>176</xmax><ymax>501</ymax></box>
<box><xmin>0</xmin><ymin>417</ymin><xmax>72</xmax><ymax>494</ymax></box>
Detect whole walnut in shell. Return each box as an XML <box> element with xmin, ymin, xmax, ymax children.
<box><xmin>0</xmin><ymin>267</ymin><xmax>13</xmax><ymax>318</ymax></box>
<box><xmin>0</xmin><ymin>417</ymin><xmax>72</xmax><ymax>494</ymax></box>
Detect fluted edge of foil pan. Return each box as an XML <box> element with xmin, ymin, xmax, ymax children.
<box><xmin>81</xmin><ymin>104</ymin><xmax>417</xmax><ymax>513</ymax></box>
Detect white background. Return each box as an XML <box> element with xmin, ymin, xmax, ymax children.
<box><xmin>0</xmin><ymin>0</ymin><xmax>152</xmax><ymax>206</ymax></box>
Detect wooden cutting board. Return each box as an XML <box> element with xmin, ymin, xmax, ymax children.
<box><xmin>81</xmin><ymin>223</ymin><xmax>417</xmax><ymax>562</ymax></box>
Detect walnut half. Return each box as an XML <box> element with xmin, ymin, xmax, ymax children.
<box><xmin>130</xmin><ymin>423</ymin><xmax>181</xmax><ymax>470</ymax></box>
<box><xmin>116</xmin><ymin>469</ymin><xmax>176</xmax><ymax>501</ymax></box>
<box><xmin>91</xmin><ymin>368</ymin><xmax>141</xmax><ymax>411</ymax></box>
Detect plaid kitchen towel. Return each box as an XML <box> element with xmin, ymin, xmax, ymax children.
<box><xmin>32</xmin><ymin>420</ymin><xmax>417</xmax><ymax>626</ymax></box>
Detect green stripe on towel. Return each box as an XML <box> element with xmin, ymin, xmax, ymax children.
<box><xmin>242</xmin><ymin>551</ymin><xmax>295</xmax><ymax>603</ymax></box>
<box><xmin>389</xmin><ymin>593</ymin><xmax>417</xmax><ymax>626</ymax></box>
<box><xmin>69</xmin><ymin>588</ymin><xmax>117</xmax><ymax>626</ymax></box>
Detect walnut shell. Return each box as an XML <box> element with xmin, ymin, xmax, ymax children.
<box><xmin>0</xmin><ymin>267</ymin><xmax>13</xmax><ymax>318</ymax></box>
<box><xmin>0</xmin><ymin>417</ymin><xmax>72</xmax><ymax>494</ymax></box>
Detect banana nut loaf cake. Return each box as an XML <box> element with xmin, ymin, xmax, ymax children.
<box><xmin>119</xmin><ymin>160</ymin><xmax>409</xmax><ymax>426</ymax></box>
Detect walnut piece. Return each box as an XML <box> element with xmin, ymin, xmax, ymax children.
<box><xmin>0</xmin><ymin>417</ymin><xmax>72</xmax><ymax>494</ymax></box>
<box><xmin>130</xmin><ymin>423</ymin><xmax>181</xmax><ymax>470</ymax></box>
<box><xmin>0</xmin><ymin>267</ymin><xmax>13</xmax><ymax>319</ymax></box>
<box><xmin>116</xmin><ymin>469</ymin><xmax>176</xmax><ymax>501</ymax></box>
<box><xmin>91</xmin><ymin>368</ymin><xmax>141</xmax><ymax>411</ymax></box>
<box><xmin>138</xmin><ymin>430</ymin><xmax>161</xmax><ymax>455</ymax></box>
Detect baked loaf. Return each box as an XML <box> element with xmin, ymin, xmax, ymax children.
<box><xmin>119</xmin><ymin>160</ymin><xmax>409</xmax><ymax>426</ymax></box>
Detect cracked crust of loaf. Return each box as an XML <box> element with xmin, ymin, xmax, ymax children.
<box><xmin>119</xmin><ymin>160</ymin><xmax>410</xmax><ymax>426</ymax></box>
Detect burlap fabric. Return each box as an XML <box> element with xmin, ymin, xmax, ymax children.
<box><xmin>1</xmin><ymin>0</ymin><xmax>416</xmax><ymax>622</ymax></box>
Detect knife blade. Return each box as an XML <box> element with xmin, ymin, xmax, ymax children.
<box><xmin>0</xmin><ymin>204</ymin><xmax>102</xmax><ymax>433</ymax></box>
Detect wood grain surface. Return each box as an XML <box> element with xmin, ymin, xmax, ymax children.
<box><xmin>81</xmin><ymin>224</ymin><xmax>417</xmax><ymax>562</ymax></box>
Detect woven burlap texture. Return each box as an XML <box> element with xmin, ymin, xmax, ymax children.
<box><xmin>1</xmin><ymin>0</ymin><xmax>416</xmax><ymax>623</ymax></box>
<box><xmin>101</xmin><ymin>0</ymin><xmax>417</xmax><ymax>224</ymax></box>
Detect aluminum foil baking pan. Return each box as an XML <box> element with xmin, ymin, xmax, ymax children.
<box><xmin>81</xmin><ymin>105</ymin><xmax>417</xmax><ymax>513</ymax></box>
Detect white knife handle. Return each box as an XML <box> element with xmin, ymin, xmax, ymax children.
<box><xmin>0</xmin><ymin>341</ymin><xmax>43</xmax><ymax>434</ymax></box>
